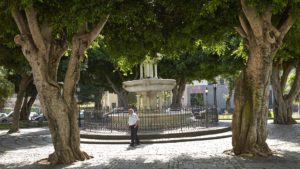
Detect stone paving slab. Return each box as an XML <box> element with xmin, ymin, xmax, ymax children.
<box><xmin>0</xmin><ymin>120</ymin><xmax>300</xmax><ymax>169</ymax></box>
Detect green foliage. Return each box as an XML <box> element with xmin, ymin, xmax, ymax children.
<box><xmin>287</xmin><ymin>73</ymin><xmax>300</xmax><ymax>103</ymax></box>
<box><xmin>158</xmin><ymin>34</ymin><xmax>245</xmax><ymax>83</ymax></box>
<box><xmin>0</xmin><ymin>68</ymin><xmax>15</xmax><ymax>109</ymax></box>
<box><xmin>79</xmin><ymin>41</ymin><xmax>138</xmax><ymax>104</ymax></box>
<box><xmin>77</xmin><ymin>84</ymin><xmax>101</xmax><ymax>104</ymax></box>
<box><xmin>268</xmin><ymin>111</ymin><xmax>274</xmax><ymax>119</ymax></box>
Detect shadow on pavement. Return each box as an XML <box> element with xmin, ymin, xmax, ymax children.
<box><xmin>0</xmin><ymin>127</ymin><xmax>52</xmax><ymax>155</ymax></box>
<box><xmin>1</xmin><ymin>150</ymin><xmax>300</xmax><ymax>169</ymax></box>
<box><xmin>267</xmin><ymin>120</ymin><xmax>300</xmax><ymax>147</ymax></box>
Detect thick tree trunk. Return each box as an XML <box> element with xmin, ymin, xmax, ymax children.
<box><xmin>8</xmin><ymin>75</ymin><xmax>32</xmax><ymax>134</ymax></box>
<box><xmin>273</xmin><ymin>100</ymin><xmax>295</xmax><ymax>124</ymax></box>
<box><xmin>12</xmin><ymin>6</ymin><xmax>108</xmax><ymax>163</ymax></box>
<box><xmin>271</xmin><ymin>62</ymin><xmax>299</xmax><ymax>124</ymax></box>
<box><xmin>232</xmin><ymin>0</ymin><xmax>293</xmax><ymax>156</ymax></box>
<box><xmin>170</xmin><ymin>78</ymin><xmax>186</xmax><ymax>109</ymax></box>
<box><xmin>20</xmin><ymin>93</ymin><xmax>37</xmax><ymax>120</ymax></box>
<box><xmin>225</xmin><ymin>90</ymin><xmax>233</xmax><ymax>114</ymax></box>
<box><xmin>233</xmin><ymin>59</ymin><xmax>272</xmax><ymax>157</ymax></box>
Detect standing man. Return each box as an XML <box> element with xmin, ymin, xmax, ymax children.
<box><xmin>126</xmin><ymin>108</ymin><xmax>140</xmax><ymax>147</ymax></box>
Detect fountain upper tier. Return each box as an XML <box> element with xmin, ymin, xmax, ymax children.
<box><xmin>122</xmin><ymin>59</ymin><xmax>176</xmax><ymax>109</ymax></box>
<box><xmin>123</xmin><ymin>60</ymin><xmax>176</xmax><ymax>92</ymax></box>
<box><xmin>122</xmin><ymin>78</ymin><xmax>176</xmax><ymax>92</ymax></box>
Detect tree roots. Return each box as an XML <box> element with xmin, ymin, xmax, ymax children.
<box><xmin>46</xmin><ymin>150</ymin><xmax>93</xmax><ymax>164</ymax></box>
<box><xmin>223</xmin><ymin>148</ymin><xmax>273</xmax><ymax>158</ymax></box>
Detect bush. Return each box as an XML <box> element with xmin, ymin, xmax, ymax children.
<box><xmin>268</xmin><ymin>111</ymin><xmax>274</xmax><ymax>119</ymax></box>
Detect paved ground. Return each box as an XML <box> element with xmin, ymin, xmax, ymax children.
<box><xmin>0</xmin><ymin>120</ymin><xmax>300</xmax><ymax>169</ymax></box>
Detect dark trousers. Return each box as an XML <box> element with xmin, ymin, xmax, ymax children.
<box><xmin>130</xmin><ymin>125</ymin><xmax>140</xmax><ymax>145</ymax></box>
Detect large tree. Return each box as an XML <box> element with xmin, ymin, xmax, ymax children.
<box><xmin>271</xmin><ymin>22</ymin><xmax>300</xmax><ymax>124</ymax></box>
<box><xmin>1</xmin><ymin>0</ymin><xmax>113</xmax><ymax>163</ymax></box>
<box><xmin>231</xmin><ymin>0</ymin><xmax>299</xmax><ymax>156</ymax></box>
<box><xmin>2</xmin><ymin>0</ymin><xmax>157</xmax><ymax>163</ymax></box>
<box><xmin>0</xmin><ymin>22</ymin><xmax>34</xmax><ymax>133</ymax></box>
<box><xmin>155</xmin><ymin>0</ymin><xmax>300</xmax><ymax>156</ymax></box>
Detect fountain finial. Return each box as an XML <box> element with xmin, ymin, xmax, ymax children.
<box><xmin>140</xmin><ymin>59</ymin><xmax>159</xmax><ymax>79</ymax></box>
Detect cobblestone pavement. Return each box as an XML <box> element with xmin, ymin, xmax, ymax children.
<box><xmin>0</xmin><ymin>120</ymin><xmax>300</xmax><ymax>169</ymax></box>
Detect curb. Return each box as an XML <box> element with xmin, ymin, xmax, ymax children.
<box><xmin>80</xmin><ymin>133</ymin><xmax>232</xmax><ymax>144</ymax></box>
<box><xmin>80</xmin><ymin>127</ymin><xmax>232</xmax><ymax>144</ymax></box>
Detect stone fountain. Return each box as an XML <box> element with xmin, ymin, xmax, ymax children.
<box><xmin>108</xmin><ymin>59</ymin><xmax>192</xmax><ymax>130</ymax></box>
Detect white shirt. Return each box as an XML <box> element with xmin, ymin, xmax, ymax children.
<box><xmin>128</xmin><ymin>113</ymin><xmax>140</xmax><ymax>126</ymax></box>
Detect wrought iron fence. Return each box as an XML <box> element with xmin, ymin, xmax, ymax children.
<box><xmin>83</xmin><ymin>106</ymin><xmax>219</xmax><ymax>133</ymax></box>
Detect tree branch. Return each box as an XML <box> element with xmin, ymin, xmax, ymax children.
<box><xmin>63</xmin><ymin>15</ymin><xmax>109</xmax><ymax>104</ymax></box>
<box><xmin>25</xmin><ymin>6</ymin><xmax>46</xmax><ymax>52</ymax></box>
<box><xmin>286</xmin><ymin>62</ymin><xmax>300</xmax><ymax>101</ymax></box>
<box><xmin>234</xmin><ymin>27</ymin><xmax>247</xmax><ymax>38</ymax></box>
<box><xmin>238</xmin><ymin>15</ymin><xmax>250</xmax><ymax>37</ymax></box>
<box><xmin>11</xmin><ymin>8</ymin><xmax>30</xmax><ymax>34</ymax></box>
<box><xmin>262</xmin><ymin>5</ymin><xmax>273</xmax><ymax>23</ymax></box>
<box><xmin>241</xmin><ymin>0</ymin><xmax>263</xmax><ymax>38</ymax></box>
<box><xmin>87</xmin><ymin>15</ymin><xmax>110</xmax><ymax>44</ymax></box>
<box><xmin>63</xmin><ymin>47</ymin><xmax>80</xmax><ymax>104</ymax></box>
<box><xmin>72</xmin><ymin>15</ymin><xmax>110</xmax><ymax>47</ymax></box>
<box><xmin>104</xmin><ymin>74</ymin><xmax>121</xmax><ymax>95</ymax></box>
<box><xmin>41</xmin><ymin>21</ymin><xmax>52</xmax><ymax>42</ymax></box>
<box><xmin>278</xmin><ymin>15</ymin><xmax>294</xmax><ymax>42</ymax></box>
<box><xmin>115</xmin><ymin>65</ymin><xmax>125</xmax><ymax>82</ymax></box>
<box><xmin>280</xmin><ymin>62</ymin><xmax>293</xmax><ymax>93</ymax></box>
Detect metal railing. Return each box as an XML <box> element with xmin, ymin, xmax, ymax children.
<box><xmin>83</xmin><ymin>106</ymin><xmax>219</xmax><ymax>134</ymax></box>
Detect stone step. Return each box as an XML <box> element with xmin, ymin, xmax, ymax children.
<box><xmin>80</xmin><ymin>131</ymin><xmax>232</xmax><ymax>144</ymax></box>
<box><xmin>80</xmin><ymin>126</ymin><xmax>231</xmax><ymax>140</ymax></box>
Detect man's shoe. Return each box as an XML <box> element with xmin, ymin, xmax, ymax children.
<box><xmin>136</xmin><ymin>142</ymin><xmax>141</xmax><ymax>145</ymax></box>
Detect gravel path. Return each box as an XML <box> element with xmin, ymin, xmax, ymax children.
<box><xmin>0</xmin><ymin>120</ymin><xmax>299</xmax><ymax>169</ymax></box>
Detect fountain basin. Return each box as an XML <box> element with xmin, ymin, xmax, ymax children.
<box><xmin>108</xmin><ymin>111</ymin><xmax>193</xmax><ymax>130</ymax></box>
<box><xmin>122</xmin><ymin>79</ymin><xmax>176</xmax><ymax>92</ymax></box>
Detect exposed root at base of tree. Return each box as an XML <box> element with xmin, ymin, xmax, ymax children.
<box><xmin>37</xmin><ymin>158</ymin><xmax>51</xmax><ymax>165</ymax></box>
<box><xmin>43</xmin><ymin>151</ymin><xmax>93</xmax><ymax>164</ymax></box>
<box><xmin>7</xmin><ymin>129</ymin><xmax>20</xmax><ymax>134</ymax></box>
<box><xmin>223</xmin><ymin>149</ymin><xmax>274</xmax><ymax>157</ymax></box>
<box><xmin>274</xmin><ymin>119</ymin><xmax>297</xmax><ymax>125</ymax></box>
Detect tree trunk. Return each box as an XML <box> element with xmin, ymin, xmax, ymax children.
<box><xmin>12</xmin><ymin>7</ymin><xmax>108</xmax><ymax>163</ymax></box>
<box><xmin>271</xmin><ymin>61</ymin><xmax>299</xmax><ymax>124</ymax></box>
<box><xmin>20</xmin><ymin>93</ymin><xmax>37</xmax><ymax>120</ymax></box>
<box><xmin>8</xmin><ymin>75</ymin><xmax>32</xmax><ymax>134</ymax></box>
<box><xmin>232</xmin><ymin>0</ymin><xmax>293</xmax><ymax>156</ymax></box>
<box><xmin>104</xmin><ymin>74</ymin><xmax>129</xmax><ymax>109</ymax></box>
<box><xmin>225</xmin><ymin>90</ymin><xmax>233</xmax><ymax>114</ymax></box>
<box><xmin>94</xmin><ymin>87</ymin><xmax>104</xmax><ymax>111</ymax></box>
<box><xmin>298</xmin><ymin>102</ymin><xmax>300</xmax><ymax>114</ymax></box>
<box><xmin>170</xmin><ymin>78</ymin><xmax>187</xmax><ymax>109</ymax></box>
<box><xmin>119</xmin><ymin>90</ymin><xmax>129</xmax><ymax>109</ymax></box>
<box><xmin>19</xmin><ymin>95</ymin><xmax>28</xmax><ymax>120</ymax></box>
